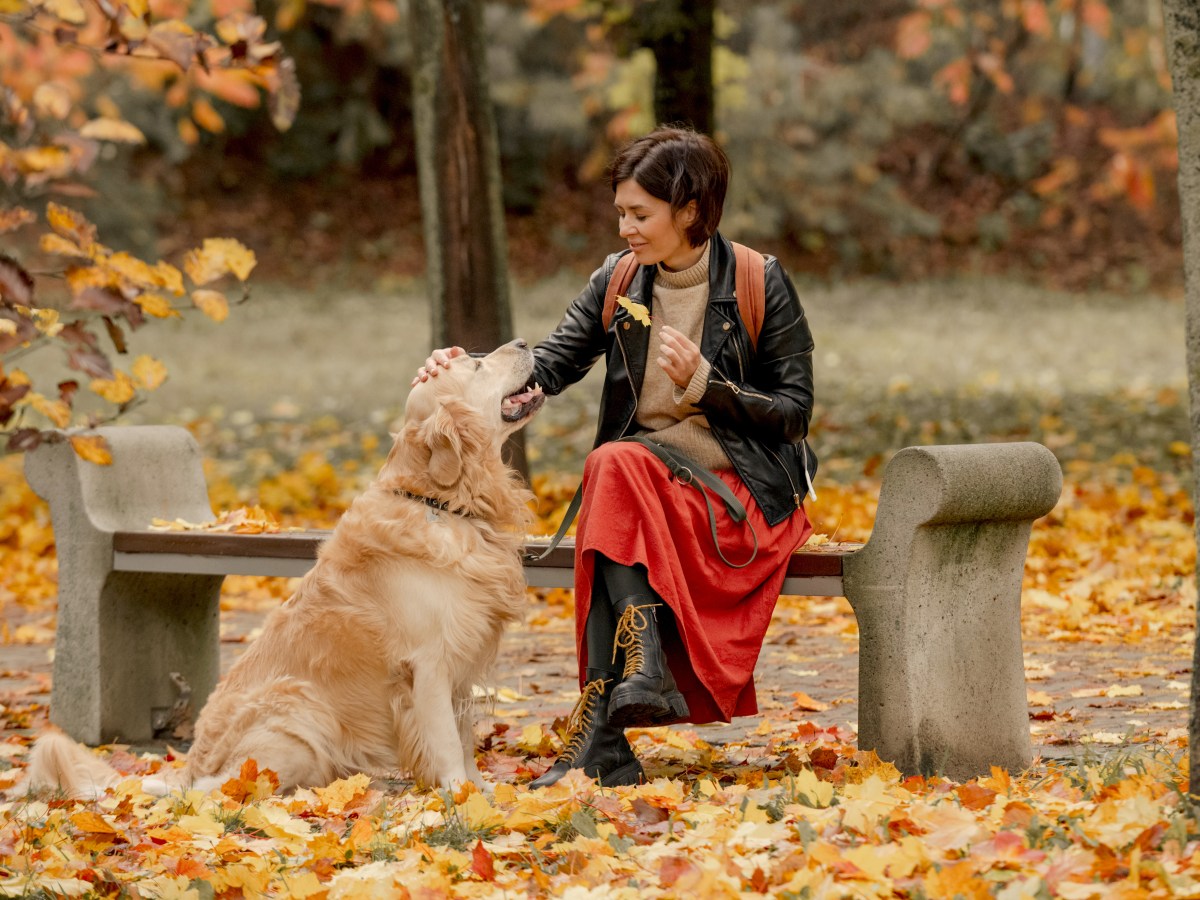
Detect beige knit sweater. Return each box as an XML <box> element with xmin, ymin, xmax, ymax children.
<box><xmin>635</xmin><ymin>241</ymin><xmax>732</xmax><ymax>471</ymax></box>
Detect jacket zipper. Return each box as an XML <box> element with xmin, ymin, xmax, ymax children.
<box><xmin>711</xmin><ymin>360</ymin><xmax>772</xmax><ymax>403</ymax></box>
<box><xmin>766</xmin><ymin>445</ymin><xmax>801</xmax><ymax>508</ymax></box>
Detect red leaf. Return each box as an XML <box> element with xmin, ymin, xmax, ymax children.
<box><xmin>6</xmin><ymin>428</ymin><xmax>43</xmax><ymax>453</ymax></box>
<box><xmin>631</xmin><ymin>797</ymin><xmax>669</xmax><ymax>825</ymax></box>
<box><xmin>810</xmin><ymin>746</ymin><xmax>840</xmax><ymax>770</ymax></box>
<box><xmin>103</xmin><ymin>316</ymin><xmax>127</xmax><ymax>353</ymax></box>
<box><xmin>0</xmin><ymin>310</ymin><xmax>38</xmax><ymax>354</ymax></box>
<box><xmin>0</xmin><ymin>254</ymin><xmax>34</xmax><ymax>307</ymax></box>
<box><xmin>67</xmin><ymin>345</ymin><xmax>114</xmax><ymax>379</ymax></box>
<box><xmin>470</xmin><ymin>840</ymin><xmax>495</xmax><ymax>881</ymax></box>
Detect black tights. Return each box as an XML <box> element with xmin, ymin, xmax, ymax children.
<box><xmin>585</xmin><ymin>553</ymin><xmax>659</xmax><ymax>675</ymax></box>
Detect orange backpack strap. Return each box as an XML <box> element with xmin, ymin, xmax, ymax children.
<box><xmin>731</xmin><ymin>241</ymin><xmax>766</xmax><ymax>350</ymax></box>
<box><xmin>601</xmin><ymin>252</ymin><xmax>641</xmax><ymax>332</ymax></box>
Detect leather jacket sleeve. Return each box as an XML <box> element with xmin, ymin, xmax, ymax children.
<box><xmin>530</xmin><ymin>257</ymin><xmax>613</xmax><ymax>396</ymax></box>
<box><xmin>697</xmin><ymin>259</ymin><xmax>815</xmax><ymax>445</ymax></box>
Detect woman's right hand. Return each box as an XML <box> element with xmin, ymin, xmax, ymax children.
<box><xmin>412</xmin><ymin>346</ymin><xmax>467</xmax><ymax>385</ymax></box>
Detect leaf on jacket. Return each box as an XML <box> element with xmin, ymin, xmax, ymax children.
<box><xmin>615</xmin><ymin>294</ymin><xmax>651</xmax><ymax>326</ymax></box>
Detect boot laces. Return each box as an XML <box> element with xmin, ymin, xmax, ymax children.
<box><xmin>613</xmin><ymin>603</ymin><xmax>655</xmax><ymax>678</ymax></box>
<box><xmin>560</xmin><ymin>678</ymin><xmax>608</xmax><ymax>764</ymax></box>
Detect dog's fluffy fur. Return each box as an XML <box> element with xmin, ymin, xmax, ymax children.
<box><xmin>22</xmin><ymin>340</ymin><xmax>545</xmax><ymax>797</ymax></box>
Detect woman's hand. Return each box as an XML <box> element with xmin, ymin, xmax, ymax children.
<box><xmin>411</xmin><ymin>346</ymin><xmax>467</xmax><ymax>385</ymax></box>
<box><xmin>656</xmin><ymin>325</ymin><xmax>701</xmax><ymax>389</ymax></box>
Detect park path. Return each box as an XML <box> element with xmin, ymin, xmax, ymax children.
<box><xmin>0</xmin><ymin>594</ymin><xmax>1187</xmax><ymax>774</ymax></box>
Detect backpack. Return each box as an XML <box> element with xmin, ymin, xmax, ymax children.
<box><xmin>601</xmin><ymin>242</ymin><xmax>767</xmax><ymax>349</ymax></box>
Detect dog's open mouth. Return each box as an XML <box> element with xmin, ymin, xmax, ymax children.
<box><xmin>501</xmin><ymin>380</ymin><xmax>546</xmax><ymax>422</ymax></box>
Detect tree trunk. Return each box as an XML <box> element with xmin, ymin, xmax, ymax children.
<box><xmin>640</xmin><ymin>0</ymin><xmax>715</xmax><ymax>134</ymax></box>
<box><xmin>1162</xmin><ymin>0</ymin><xmax>1200</xmax><ymax>798</ymax></box>
<box><xmin>409</xmin><ymin>0</ymin><xmax>526</xmax><ymax>474</ymax></box>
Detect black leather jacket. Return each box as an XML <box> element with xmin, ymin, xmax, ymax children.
<box><xmin>532</xmin><ymin>232</ymin><xmax>817</xmax><ymax>527</ymax></box>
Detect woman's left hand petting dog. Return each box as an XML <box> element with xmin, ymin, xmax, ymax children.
<box><xmin>16</xmin><ymin>339</ymin><xmax>545</xmax><ymax>799</ymax></box>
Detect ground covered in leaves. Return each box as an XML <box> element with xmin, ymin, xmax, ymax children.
<box><xmin>0</xmin><ymin>414</ymin><xmax>1196</xmax><ymax>896</ymax></box>
<box><xmin>0</xmin><ymin>277</ymin><xmax>1195</xmax><ymax>896</ymax></box>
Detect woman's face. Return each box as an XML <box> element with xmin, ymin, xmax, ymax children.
<box><xmin>614</xmin><ymin>179</ymin><xmax>700</xmax><ymax>271</ymax></box>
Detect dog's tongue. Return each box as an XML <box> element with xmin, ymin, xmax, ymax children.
<box><xmin>502</xmin><ymin>384</ymin><xmax>542</xmax><ymax>415</ymax></box>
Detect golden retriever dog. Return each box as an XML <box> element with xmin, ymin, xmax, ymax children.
<box><xmin>23</xmin><ymin>339</ymin><xmax>545</xmax><ymax>797</ymax></box>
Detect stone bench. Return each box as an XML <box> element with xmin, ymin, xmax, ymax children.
<box><xmin>26</xmin><ymin>425</ymin><xmax>1062</xmax><ymax>781</ymax></box>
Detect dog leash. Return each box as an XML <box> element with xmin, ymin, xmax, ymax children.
<box><xmin>524</xmin><ymin>436</ymin><xmax>758</xmax><ymax>568</ymax></box>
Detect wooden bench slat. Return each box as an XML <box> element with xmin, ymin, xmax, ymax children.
<box><xmin>112</xmin><ymin>531</ymin><xmax>861</xmax><ymax>577</ymax></box>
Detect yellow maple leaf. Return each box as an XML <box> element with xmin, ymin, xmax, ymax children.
<box><xmin>28</xmin><ymin>393</ymin><xmax>71</xmax><ymax>428</ymax></box>
<box><xmin>313</xmin><ymin>773</ymin><xmax>371</xmax><ymax>814</ymax></box>
<box><xmin>65</xmin><ymin>264</ymin><xmax>118</xmax><ymax>295</ymax></box>
<box><xmin>155</xmin><ymin>261</ymin><xmax>186</xmax><ymax>295</ymax></box>
<box><xmin>80</xmin><ymin>117</ymin><xmax>147</xmax><ymax>144</ymax></box>
<box><xmin>191</xmin><ymin>288</ymin><xmax>230</xmax><ymax>322</ymax></box>
<box><xmin>69</xmin><ymin>810</ymin><xmax>119</xmax><ymax>835</ymax></box>
<box><xmin>184</xmin><ymin>238</ymin><xmax>257</xmax><ymax>285</ymax></box>
<box><xmin>107</xmin><ymin>251</ymin><xmax>160</xmax><ymax>288</ymax></box>
<box><xmin>132</xmin><ymin>355</ymin><xmax>168</xmax><ymax>390</ymax></box>
<box><xmin>19</xmin><ymin>145</ymin><xmax>72</xmax><ymax>176</ymax></box>
<box><xmin>32</xmin><ymin>307</ymin><xmax>63</xmax><ymax>337</ymax></box>
<box><xmin>461</xmin><ymin>791</ymin><xmax>505</xmax><ymax>830</ymax></box>
<box><xmin>70</xmin><ymin>433</ymin><xmax>113</xmax><ymax>465</ymax></box>
<box><xmin>134</xmin><ymin>292</ymin><xmax>179</xmax><ymax>318</ymax></box>
<box><xmin>788</xmin><ymin>768</ymin><xmax>833</xmax><ymax>808</ymax></box>
<box><xmin>46</xmin><ymin>202</ymin><xmax>97</xmax><ymax>251</ymax></box>
<box><xmin>615</xmin><ymin>294</ymin><xmax>651</xmax><ymax>326</ymax></box>
<box><xmin>90</xmin><ymin>370</ymin><xmax>136</xmax><ymax>404</ymax></box>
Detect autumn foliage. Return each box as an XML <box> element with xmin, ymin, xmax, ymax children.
<box><xmin>0</xmin><ymin>0</ymin><xmax>295</xmax><ymax>459</ymax></box>
<box><xmin>0</xmin><ymin>438</ymin><xmax>1194</xmax><ymax>894</ymax></box>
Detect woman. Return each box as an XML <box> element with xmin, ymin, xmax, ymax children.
<box><xmin>414</xmin><ymin>127</ymin><xmax>817</xmax><ymax>787</ymax></box>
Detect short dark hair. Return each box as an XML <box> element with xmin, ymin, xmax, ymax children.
<box><xmin>609</xmin><ymin>126</ymin><xmax>730</xmax><ymax>247</ymax></box>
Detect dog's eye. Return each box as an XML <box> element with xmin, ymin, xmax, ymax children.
<box><xmin>474</xmin><ymin>360</ymin><xmax>483</xmax><ymax>371</ymax></box>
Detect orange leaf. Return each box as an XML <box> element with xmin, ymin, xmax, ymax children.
<box><xmin>0</xmin><ymin>207</ymin><xmax>36</xmax><ymax>234</ymax></box>
<box><xmin>70</xmin><ymin>811</ymin><xmax>119</xmax><ymax>834</ymax></box>
<box><xmin>46</xmin><ymin>202</ymin><xmax>97</xmax><ymax>252</ymax></box>
<box><xmin>935</xmin><ymin>57</ymin><xmax>972</xmax><ymax>106</ymax></box>
<box><xmin>1021</xmin><ymin>0</ymin><xmax>1052</xmax><ymax>37</ymax></box>
<box><xmin>792</xmin><ymin>690</ymin><xmax>830</xmax><ymax>712</ymax></box>
<box><xmin>1082</xmin><ymin>0</ymin><xmax>1111</xmax><ymax>38</ymax></box>
<box><xmin>191</xmin><ymin>288</ymin><xmax>230</xmax><ymax>322</ymax></box>
<box><xmin>895</xmin><ymin>11</ymin><xmax>932</xmax><ymax>59</ymax></box>
<box><xmin>955</xmin><ymin>782</ymin><xmax>998</xmax><ymax>810</ymax></box>
<box><xmin>70</xmin><ymin>433</ymin><xmax>113</xmax><ymax>465</ymax></box>
<box><xmin>191</xmin><ymin>97</ymin><xmax>226</xmax><ymax>134</ymax></box>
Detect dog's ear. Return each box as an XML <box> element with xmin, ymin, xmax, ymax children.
<box><xmin>421</xmin><ymin>405</ymin><xmax>464</xmax><ymax>487</ymax></box>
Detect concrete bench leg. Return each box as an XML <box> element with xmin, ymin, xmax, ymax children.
<box><xmin>25</xmin><ymin>426</ymin><xmax>223</xmax><ymax>745</ymax></box>
<box><xmin>842</xmin><ymin>442</ymin><xmax>1062</xmax><ymax>780</ymax></box>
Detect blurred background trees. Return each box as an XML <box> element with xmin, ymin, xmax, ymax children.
<box><xmin>2</xmin><ymin>0</ymin><xmax>1182</xmax><ymax>295</ymax></box>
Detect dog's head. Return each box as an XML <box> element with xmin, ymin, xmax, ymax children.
<box><xmin>387</xmin><ymin>340</ymin><xmax>545</xmax><ymax>502</ymax></box>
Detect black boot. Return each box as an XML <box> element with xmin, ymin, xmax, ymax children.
<box><xmin>529</xmin><ymin>671</ymin><xmax>644</xmax><ymax>789</ymax></box>
<box><xmin>607</xmin><ymin>597</ymin><xmax>690</xmax><ymax>728</ymax></box>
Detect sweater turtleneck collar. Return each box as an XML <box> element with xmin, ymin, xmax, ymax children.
<box><xmin>656</xmin><ymin>240</ymin><xmax>710</xmax><ymax>290</ymax></box>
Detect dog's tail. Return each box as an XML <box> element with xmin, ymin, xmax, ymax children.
<box><xmin>17</xmin><ymin>728</ymin><xmax>227</xmax><ymax>799</ymax></box>
<box><xmin>19</xmin><ymin>727</ymin><xmax>121</xmax><ymax>799</ymax></box>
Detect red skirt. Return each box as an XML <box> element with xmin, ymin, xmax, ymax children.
<box><xmin>574</xmin><ymin>441</ymin><xmax>813</xmax><ymax>723</ymax></box>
